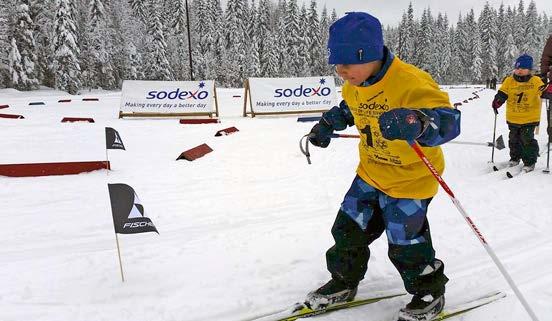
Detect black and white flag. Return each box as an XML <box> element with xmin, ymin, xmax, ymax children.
<box><xmin>105</xmin><ymin>127</ymin><xmax>125</xmax><ymax>150</ymax></box>
<box><xmin>108</xmin><ymin>183</ymin><xmax>158</xmax><ymax>234</ymax></box>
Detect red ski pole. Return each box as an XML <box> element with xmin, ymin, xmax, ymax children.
<box><xmin>406</xmin><ymin>139</ymin><xmax>539</xmax><ymax>321</ymax></box>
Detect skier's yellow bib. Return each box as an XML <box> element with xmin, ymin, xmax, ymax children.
<box><xmin>342</xmin><ymin>57</ymin><xmax>453</xmax><ymax>199</ymax></box>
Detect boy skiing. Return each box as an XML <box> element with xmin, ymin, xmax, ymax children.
<box><xmin>306</xmin><ymin>12</ymin><xmax>461</xmax><ymax>321</ymax></box>
<box><xmin>491</xmin><ymin>54</ymin><xmax>546</xmax><ymax>172</ymax></box>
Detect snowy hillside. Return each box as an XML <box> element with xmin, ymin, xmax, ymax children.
<box><xmin>1</xmin><ymin>86</ymin><xmax>551</xmax><ymax>321</ymax></box>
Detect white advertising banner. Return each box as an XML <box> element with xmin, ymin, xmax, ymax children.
<box><xmin>120</xmin><ymin>80</ymin><xmax>216</xmax><ymax>115</ymax></box>
<box><xmin>248</xmin><ymin>77</ymin><xmax>338</xmax><ymax>114</ymax></box>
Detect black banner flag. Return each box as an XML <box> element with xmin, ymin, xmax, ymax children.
<box><xmin>108</xmin><ymin>184</ymin><xmax>158</xmax><ymax>234</ymax></box>
<box><xmin>105</xmin><ymin>127</ymin><xmax>125</xmax><ymax>150</ymax></box>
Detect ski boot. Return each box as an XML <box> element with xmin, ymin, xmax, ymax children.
<box><xmin>508</xmin><ymin>159</ymin><xmax>520</xmax><ymax>167</ymax></box>
<box><xmin>304</xmin><ymin>278</ymin><xmax>357</xmax><ymax>310</ymax></box>
<box><xmin>522</xmin><ymin>163</ymin><xmax>535</xmax><ymax>173</ymax></box>
<box><xmin>397</xmin><ymin>294</ymin><xmax>445</xmax><ymax>321</ymax></box>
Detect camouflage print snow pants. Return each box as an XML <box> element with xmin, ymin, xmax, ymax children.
<box><xmin>508</xmin><ymin>123</ymin><xmax>539</xmax><ymax>166</ymax></box>
<box><xmin>325</xmin><ymin>176</ymin><xmax>448</xmax><ymax>297</ymax></box>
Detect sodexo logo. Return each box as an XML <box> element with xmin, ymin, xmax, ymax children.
<box><xmin>146</xmin><ymin>82</ymin><xmax>209</xmax><ymax>100</ymax></box>
<box><xmin>274</xmin><ymin>78</ymin><xmax>332</xmax><ymax>98</ymax></box>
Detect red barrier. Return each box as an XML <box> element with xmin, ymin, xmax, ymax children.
<box><xmin>0</xmin><ymin>161</ymin><xmax>110</xmax><ymax>177</ymax></box>
<box><xmin>61</xmin><ymin>117</ymin><xmax>95</xmax><ymax>123</ymax></box>
<box><xmin>0</xmin><ymin>104</ymin><xmax>8</xmax><ymax>109</ymax></box>
<box><xmin>177</xmin><ymin>144</ymin><xmax>213</xmax><ymax>161</ymax></box>
<box><xmin>82</xmin><ymin>98</ymin><xmax>99</xmax><ymax>101</ymax></box>
<box><xmin>29</xmin><ymin>102</ymin><xmax>45</xmax><ymax>106</ymax></box>
<box><xmin>215</xmin><ymin>126</ymin><xmax>239</xmax><ymax>136</ymax></box>
<box><xmin>0</xmin><ymin>113</ymin><xmax>24</xmax><ymax>119</ymax></box>
<box><xmin>179</xmin><ymin>119</ymin><xmax>219</xmax><ymax>124</ymax></box>
<box><xmin>58</xmin><ymin>99</ymin><xmax>72</xmax><ymax>103</ymax></box>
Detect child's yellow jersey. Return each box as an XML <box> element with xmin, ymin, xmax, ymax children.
<box><xmin>499</xmin><ymin>75</ymin><xmax>545</xmax><ymax>125</ymax></box>
<box><xmin>342</xmin><ymin>57</ymin><xmax>453</xmax><ymax>199</ymax></box>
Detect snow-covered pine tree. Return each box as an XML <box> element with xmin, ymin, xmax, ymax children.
<box><xmin>30</xmin><ymin>0</ymin><xmax>56</xmax><ymax>87</ymax></box>
<box><xmin>496</xmin><ymin>4</ymin><xmax>509</xmax><ymax>79</ymax></box>
<box><xmin>447</xmin><ymin>25</ymin><xmax>463</xmax><ymax>84</ymax></box>
<box><xmin>283</xmin><ymin>0</ymin><xmax>302</xmax><ymax>77</ymax></box>
<box><xmin>503</xmin><ymin>6</ymin><xmax>519</xmax><ymax>75</ymax></box>
<box><xmin>106</xmin><ymin>0</ymin><xmax>145</xmax><ymax>82</ymax></box>
<box><xmin>53</xmin><ymin>0</ymin><xmax>81</xmax><ymax>94</ymax></box>
<box><xmin>0</xmin><ymin>0</ymin><xmax>13</xmax><ymax>87</ymax></box>
<box><xmin>306</xmin><ymin>0</ymin><xmax>325</xmax><ymax>77</ymax></box>
<box><xmin>523</xmin><ymin>1</ymin><xmax>541</xmax><ymax>63</ymax></box>
<box><xmin>9</xmin><ymin>38</ymin><xmax>26</xmax><ymax>87</ymax></box>
<box><xmin>454</xmin><ymin>13</ymin><xmax>470</xmax><ymax>83</ymax></box>
<box><xmin>478</xmin><ymin>2</ymin><xmax>498</xmax><ymax>81</ymax></box>
<box><xmin>513</xmin><ymin>0</ymin><xmax>525</xmax><ymax>52</ymax></box>
<box><xmin>294</xmin><ymin>3</ymin><xmax>309</xmax><ymax>77</ymax></box>
<box><xmin>84</xmin><ymin>0</ymin><xmax>117</xmax><ymax>90</ymax></box>
<box><xmin>12</xmin><ymin>0</ymin><xmax>39</xmax><ymax>90</ymax></box>
<box><xmin>319</xmin><ymin>5</ymin><xmax>333</xmax><ymax>77</ymax></box>
<box><xmin>465</xmin><ymin>9</ymin><xmax>483</xmax><ymax>83</ymax></box>
<box><xmin>246</xmin><ymin>0</ymin><xmax>261</xmax><ymax>78</ymax></box>
<box><xmin>208</xmin><ymin>0</ymin><xmax>225</xmax><ymax>82</ymax></box>
<box><xmin>129</xmin><ymin>0</ymin><xmax>149</xmax><ymax>23</ymax></box>
<box><xmin>166</xmin><ymin>0</ymin><xmax>190</xmax><ymax>80</ymax></box>
<box><xmin>399</xmin><ymin>3</ymin><xmax>416</xmax><ymax>64</ymax></box>
<box><xmin>257</xmin><ymin>0</ymin><xmax>272</xmax><ymax>77</ymax></box>
<box><xmin>433</xmin><ymin>13</ymin><xmax>451</xmax><ymax>83</ymax></box>
<box><xmin>221</xmin><ymin>0</ymin><xmax>248</xmax><ymax>86</ymax></box>
<box><xmin>414</xmin><ymin>8</ymin><xmax>434</xmax><ymax>75</ymax></box>
<box><xmin>143</xmin><ymin>0</ymin><xmax>174</xmax><ymax>80</ymax></box>
<box><xmin>274</xmin><ymin>0</ymin><xmax>288</xmax><ymax>77</ymax></box>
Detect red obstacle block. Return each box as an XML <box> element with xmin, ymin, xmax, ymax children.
<box><xmin>176</xmin><ymin>144</ymin><xmax>213</xmax><ymax>161</ymax></box>
<box><xmin>468</xmin><ymin>97</ymin><xmax>473</xmax><ymax>100</ymax></box>
<box><xmin>29</xmin><ymin>102</ymin><xmax>45</xmax><ymax>106</ymax></box>
<box><xmin>0</xmin><ymin>161</ymin><xmax>110</xmax><ymax>177</ymax></box>
<box><xmin>82</xmin><ymin>98</ymin><xmax>99</xmax><ymax>101</ymax></box>
<box><xmin>58</xmin><ymin>99</ymin><xmax>72</xmax><ymax>103</ymax></box>
<box><xmin>232</xmin><ymin>95</ymin><xmax>241</xmax><ymax>98</ymax></box>
<box><xmin>0</xmin><ymin>104</ymin><xmax>8</xmax><ymax>109</ymax></box>
<box><xmin>0</xmin><ymin>113</ymin><xmax>24</xmax><ymax>119</ymax></box>
<box><xmin>215</xmin><ymin>127</ymin><xmax>239</xmax><ymax>136</ymax></box>
<box><xmin>453</xmin><ymin>103</ymin><xmax>462</xmax><ymax>108</ymax></box>
<box><xmin>61</xmin><ymin>117</ymin><xmax>95</xmax><ymax>123</ymax></box>
<box><xmin>179</xmin><ymin>118</ymin><xmax>220</xmax><ymax>124</ymax></box>
<box><xmin>463</xmin><ymin>100</ymin><xmax>468</xmax><ymax>103</ymax></box>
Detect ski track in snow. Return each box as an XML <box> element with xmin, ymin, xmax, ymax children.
<box><xmin>0</xmin><ymin>86</ymin><xmax>551</xmax><ymax>321</ymax></box>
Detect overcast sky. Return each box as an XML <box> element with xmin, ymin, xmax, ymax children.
<box><xmin>314</xmin><ymin>0</ymin><xmax>552</xmax><ymax>26</ymax></box>
<box><xmin>219</xmin><ymin>0</ymin><xmax>552</xmax><ymax>27</ymax></box>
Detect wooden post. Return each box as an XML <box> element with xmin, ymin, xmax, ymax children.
<box><xmin>115</xmin><ymin>233</ymin><xmax>125</xmax><ymax>282</ymax></box>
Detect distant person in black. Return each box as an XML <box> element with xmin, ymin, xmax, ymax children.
<box><xmin>490</xmin><ymin>77</ymin><xmax>497</xmax><ymax>90</ymax></box>
<box><xmin>486</xmin><ymin>78</ymin><xmax>490</xmax><ymax>89</ymax></box>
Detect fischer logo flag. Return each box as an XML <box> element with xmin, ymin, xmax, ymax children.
<box><xmin>105</xmin><ymin>127</ymin><xmax>125</xmax><ymax>150</ymax></box>
<box><xmin>108</xmin><ymin>184</ymin><xmax>158</xmax><ymax>234</ymax></box>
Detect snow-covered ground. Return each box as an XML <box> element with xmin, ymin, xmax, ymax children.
<box><xmin>1</xmin><ymin>85</ymin><xmax>551</xmax><ymax>321</ymax></box>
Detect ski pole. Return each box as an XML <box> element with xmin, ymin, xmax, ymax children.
<box><xmin>491</xmin><ymin>109</ymin><xmax>498</xmax><ymax>163</ymax></box>
<box><xmin>407</xmin><ymin>139</ymin><xmax>540</xmax><ymax>321</ymax></box>
<box><xmin>544</xmin><ymin>99</ymin><xmax>550</xmax><ymax>174</ymax></box>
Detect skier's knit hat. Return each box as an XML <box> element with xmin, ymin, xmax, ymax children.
<box><xmin>515</xmin><ymin>54</ymin><xmax>533</xmax><ymax>70</ymax></box>
<box><xmin>327</xmin><ymin>12</ymin><xmax>384</xmax><ymax>65</ymax></box>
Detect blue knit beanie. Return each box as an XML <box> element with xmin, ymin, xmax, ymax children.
<box><xmin>327</xmin><ymin>12</ymin><xmax>384</xmax><ymax>65</ymax></box>
<box><xmin>514</xmin><ymin>54</ymin><xmax>533</xmax><ymax>70</ymax></box>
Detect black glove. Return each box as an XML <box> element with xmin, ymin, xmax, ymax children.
<box><xmin>308</xmin><ymin>122</ymin><xmax>333</xmax><ymax>148</ymax></box>
<box><xmin>492</xmin><ymin>91</ymin><xmax>508</xmax><ymax>114</ymax></box>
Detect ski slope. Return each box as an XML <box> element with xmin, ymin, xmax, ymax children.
<box><xmin>0</xmin><ymin>86</ymin><xmax>551</xmax><ymax>321</ymax></box>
